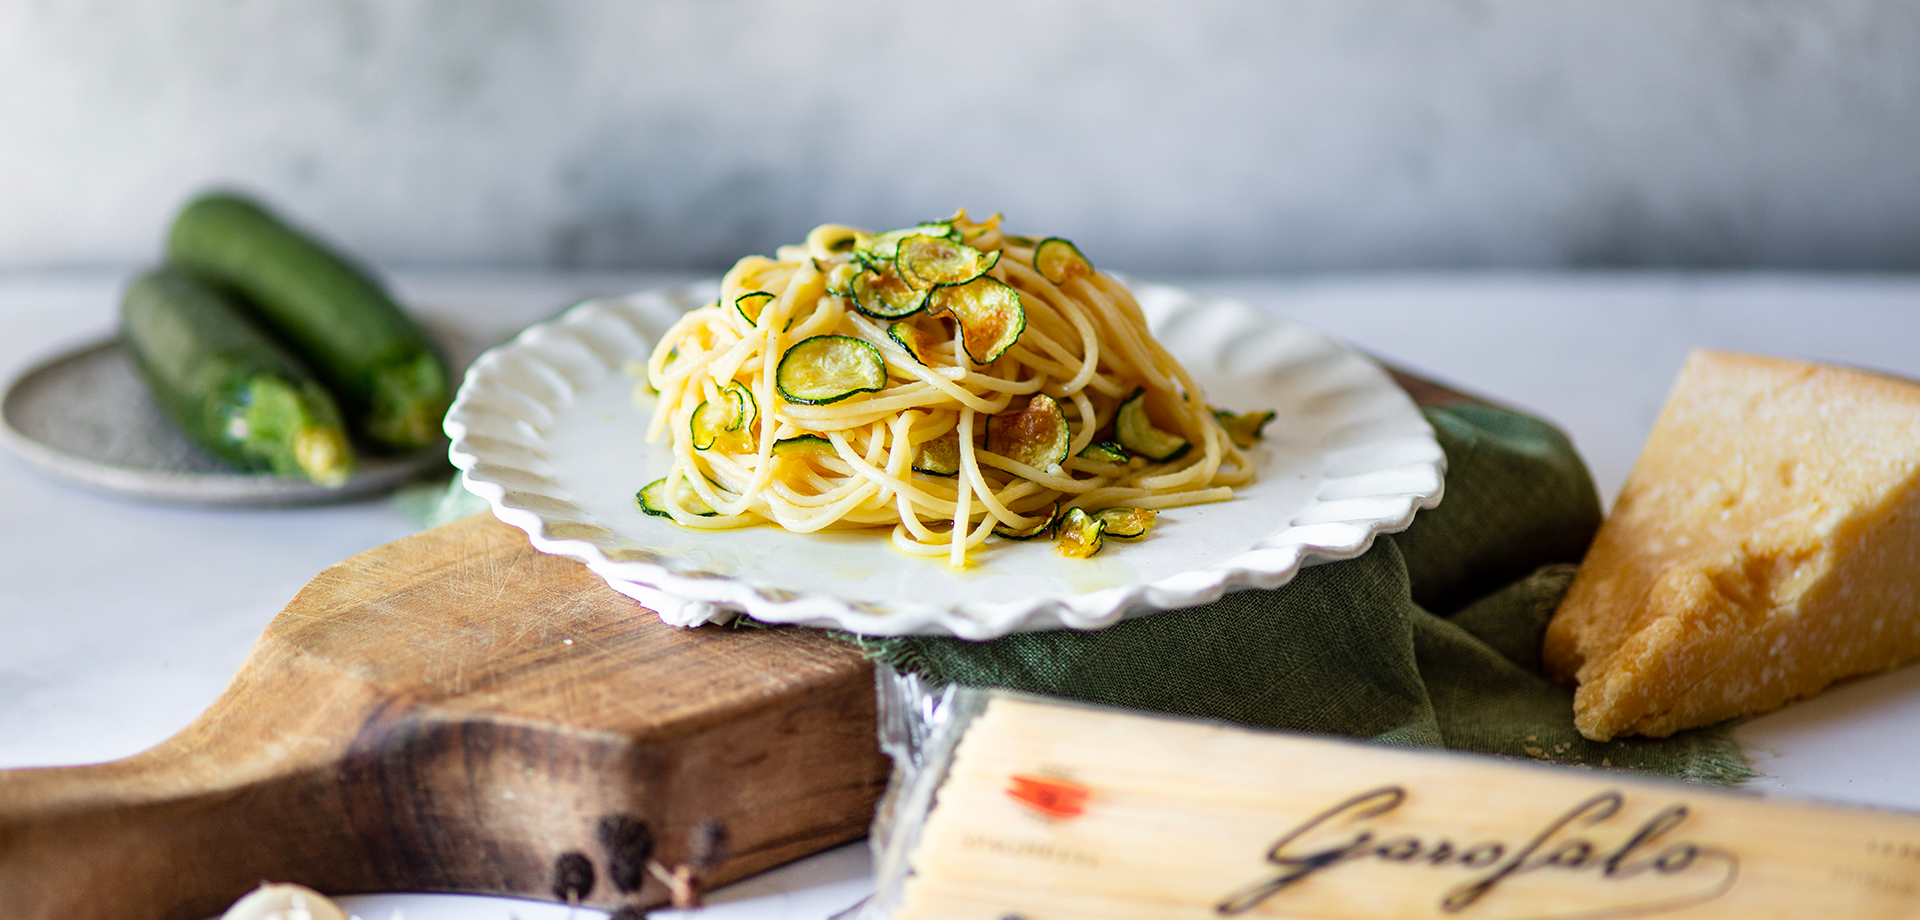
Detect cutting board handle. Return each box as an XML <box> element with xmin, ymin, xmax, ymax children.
<box><xmin>0</xmin><ymin>623</ymin><xmax>387</xmax><ymax>919</ymax></box>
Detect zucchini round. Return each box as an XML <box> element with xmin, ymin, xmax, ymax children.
<box><xmin>772</xmin><ymin>434</ymin><xmax>834</xmax><ymax>456</ymax></box>
<box><xmin>1213</xmin><ymin>407</ymin><xmax>1277</xmax><ymax>449</ymax></box>
<box><xmin>854</xmin><ymin>222</ymin><xmax>960</xmax><ymax>266</ymax></box>
<box><xmin>1115</xmin><ymin>388</ymin><xmax>1190</xmax><ymax>461</ymax></box>
<box><xmin>1033</xmin><ymin>237</ymin><xmax>1092</xmax><ymax>285</ymax></box>
<box><xmin>927</xmin><ymin>277</ymin><xmax>1025</xmax><ymax>365</ymax></box>
<box><xmin>992</xmin><ymin>501</ymin><xmax>1059</xmax><ymax>540</ymax></box>
<box><xmin>896</xmin><ymin>235</ymin><xmax>1000</xmax><ymax>290</ymax></box>
<box><xmin>887</xmin><ymin>321</ymin><xmax>933</xmax><ymax>365</ymax></box>
<box><xmin>850</xmin><ymin>269</ymin><xmax>928</xmax><ymax>319</ymax></box>
<box><xmin>1055</xmin><ymin>506</ymin><xmax>1105</xmax><ymax>558</ymax></box>
<box><xmin>1076</xmin><ymin>441</ymin><xmax>1129</xmax><ymax>464</ymax></box>
<box><xmin>911</xmin><ymin>431</ymin><xmax>960</xmax><ymax>477</ymax></box>
<box><xmin>734</xmin><ymin>291</ymin><xmax>776</xmax><ymax>327</ymax></box>
<box><xmin>776</xmin><ymin>335</ymin><xmax>888</xmax><ymax>405</ymax></box>
<box><xmin>637</xmin><ymin>476</ymin><xmax>718</xmax><ymax>518</ymax></box>
<box><xmin>690</xmin><ymin>399</ymin><xmax>725</xmax><ymax>450</ymax></box>
<box><xmin>986</xmin><ymin>394</ymin><xmax>1070</xmax><ymax>473</ymax></box>
<box><xmin>165</xmin><ymin>192</ymin><xmax>450</xmax><ymax>452</ymax></box>
<box><xmin>1093</xmin><ymin>507</ymin><xmax>1157</xmax><ymax>539</ymax></box>
<box><xmin>690</xmin><ymin>380</ymin><xmax>757</xmax><ymax>452</ymax></box>
<box><xmin>120</xmin><ymin>267</ymin><xmax>353</xmax><ymax>487</ymax></box>
<box><xmin>771</xmin><ymin>435</ymin><xmax>840</xmax><ymax>481</ymax></box>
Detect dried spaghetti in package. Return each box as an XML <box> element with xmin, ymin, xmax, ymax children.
<box><xmin>850</xmin><ymin>668</ymin><xmax>1920</xmax><ymax>919</ymax></box>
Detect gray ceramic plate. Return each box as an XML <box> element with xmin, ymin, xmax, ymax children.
<box><xmin>0</xmin><ymin>337</ymin><xmax>447</xmax><ymax>505</ymax></box>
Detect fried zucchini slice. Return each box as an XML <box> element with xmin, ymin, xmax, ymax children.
<box><xmin>850</xmin><ymin>269</ymin><xmax>929</xmax><ymax>319</ymax></box>
<box><xmin>896</xmin><ymin>235</ymin><xmax>1000</xmax><ymax>290</ymax></box>
<box><xmin>927</xmin><ymin>277</ymin><xmax>1025</xmax><ymax>365</ymax></box>
<box><xmin>1033</xmin><ymin>237</ymin><xmax>1092</xmax><ymax>285</ymax></box>
<box><xmin>986</xmin><ymin>393</ymin><xmax>1070</xmax><ymax>473</ymax></box>
<box><xmin>1056</xmin><ymin>506</ymin><xmax>1105</xmax><ymax>558</ymax></box>
<box><xmin>637</xmin><ymin>475</ymin><xmax>718</xmax><ymax>518</ymax></box>
<box><xmin>911</xmin><ymin>430</ymin><xmax>960</xmax><ymax>477</ymax></box>
<box><xmin>776</xmin><ymin>335</ymin><xmax>888</xmax><ymax>405</ymax></box>
<box><xmin>1093</xmin><ymin>507</ymin><xmax>1157</xmax><ymax>539</ymax></box>
<box><xmin>1116</xmin><ymin>387</ymin><xmax>1190</xmax><ymax>461</ymax></box>
<box><xmin>690</xmin><ymin>380</ymin><xmax>757</xmax><ymax>452</ymax></box>
<box><xmin>993</xmin><ymin>501</ymin><xmax>1059</xmax><ymax>540</ymax></box>
<box><xmin>854</xmin><ymin>221</ymin><xmax>961</xmax><ymax>266</ymax></box>
<box><xmin>1076</xmin><ymin>441</ymin><xmax>1129</xmax><ymax>464</ymax></box>
<box><xmin>887</xmin><ymin>320</ymin><xmax>936</xmax><ymax>365</ymax></box>
<box><xmin>1213</xmin><ymin>407</ymin><xmax>1277</xmax><ymax>449</ymax></box>
<box><xmin>734</xmin><ymin>290</ymin><xmax>776</xmax><ymax>327</ymax></box>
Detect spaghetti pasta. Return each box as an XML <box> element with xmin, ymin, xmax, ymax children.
<box><xmin>640</xmin><ymin>211</ymin><xmax>1267</xmax><ymax>567</ymax></box>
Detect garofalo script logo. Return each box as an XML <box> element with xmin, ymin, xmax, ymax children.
<box><xmin>1217</xmin><ymin>786</ymin><xmax>1739</xmax><ymax>918</ymax></box>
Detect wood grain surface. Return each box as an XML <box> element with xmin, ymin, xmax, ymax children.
<box><xmin>0</xmin><ymin>365</ymin><xmax>1479</xmax><ymax>920</ymax></box>
<box><xmin>0</xmin><ymin>513</ymin><xmax>887</xmax><ymax>919</ymax></box>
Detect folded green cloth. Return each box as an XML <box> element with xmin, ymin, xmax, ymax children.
<box><xmin>850</xmin><ymin>402</ymin><xmax>1755</xmax><ymax>785</ymax></box>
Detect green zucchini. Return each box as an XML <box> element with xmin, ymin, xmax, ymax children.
<box><xmin>895</xmin><ymin>235</ymin><xmax>1000</xmax><ymax>290</ymax></box>
<box><xmin>773</xmin><ymin>434</ymin><xmax>836</xmax><ymax>458</ymax></box>
<box><xmin>927</xmin><ymin>277</ymin><xmax>1025</xmax><ymax>364</ymax></box>
<box><xmin>637</xmin><ymin>475</ymin><xmax>718</xmax><ymax>518</ymax></box>
<box><xmin>986</xmin><ymin>394</ymin><xmax>1070</xmax><ymax>473</ymax></box>
<box><xmin>1115</xmin><ymin>388</ymin><xmax>1190</xmax><ymax>461</ymax></box>
<box><xmin>1092</xmin><ymin>507</ymin><xmax>1156</xmax><ymax>539</ymax></box>
<box><xmin>1055</xmin><ymin>506</ymin><xmax>1105</xmax><ymax>558</ymax></box>
<box><xmin>165</xmin><ymin>192</ymin><xmax>450</xmax><ymax>453</ymax></box>
<box><xmin>1076</xmin><ymin>441</ymin><xmax>1129</xmax><ymax>464</ymax></box>
<box><xmin>1033</xmin><ymin>237</ymin><xmax>1092</xmax><ymax>285</ymax></box>
<box><xmin>1213</xmin><ymin>407</ymin><xmax>1277</xmax><ymax>448</ymax></box>
<box><xmin>120</xmin><ymin>267</ymin><xmax>353</xmax><ymax>487</ymax></box>
<box><xmin>911</xmin><ymin>430</ymin><xmax>960</xmax><ymax>477</ymax></box>
<box><xmin>992</xmin><ymin>501</ymin><xmax>1059</xmax><ymax>540</ymax></box>
<box><xmin>850</xmin><ymin>269</ymin><xmax>929</xmax><ymax>319</ymax></box>
<box><xmin>771</xmin><ymin>435</ymin><xmax>844</xmax><ymax>478</ymax></box>
<box><xmin>887</xmin><ymin>321</ymin><xmax>933</xmax><ymax>364</ymax></box>
<box><xmin>690</xmin><ymin>380</ymin><xmax>757</xmax><ymax>452</ymax></box>
<box><xmin>853</xmin><ymin>222</ymin><xmax>960</xmax><ymax>267</ymax></box>
<box><xmin>776</xmin><ymin>335</ymin><xmax>888</xmax><ymax>405</ymax></box>
<box><xmin>734</xmin><ymin>291</ymin><xmax>777</xmax><ymax>327</ymax></box>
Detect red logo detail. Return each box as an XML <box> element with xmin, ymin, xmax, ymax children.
<box><xmin>1007</xmin><ymin>774</ymin><xmax>1090</xmax><ymax>819</ymax></box>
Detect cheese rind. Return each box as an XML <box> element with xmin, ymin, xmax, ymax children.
<box><xmin>1545</xmin><ymin>350</ymin><xmax>1920</xmax><ymax>741</ymax></box>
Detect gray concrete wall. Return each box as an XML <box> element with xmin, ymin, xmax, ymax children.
<box><xmin>3</xmin><ymin>0</ymin><xmax>1916</xmax><ymax>273</ymax></box>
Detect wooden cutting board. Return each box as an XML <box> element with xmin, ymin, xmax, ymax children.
<box><xmin>0</xmin><ymin>512</ymin><xmax>888</xmax><ymax>919</ymax></box>
<box><xmin>0</xmin><ymin>367</ymin><xmax>1476</xmax><ymax>920</ymax></box>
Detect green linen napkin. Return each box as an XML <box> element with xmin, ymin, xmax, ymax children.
<box><xmin>849</xmin><ymin>402</ymin><xmax>1755</xmax><ymax>785</ymax></box>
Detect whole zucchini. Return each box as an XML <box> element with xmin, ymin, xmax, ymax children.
<box><xmin>121</xmin><ymin>268</ymin><xmax>354</xmax><ymax>486</ymax></box>
<box><xmin>165</xmin><ymin>192</ymin><xmax>449</xmax><ymax>452</ymax></box>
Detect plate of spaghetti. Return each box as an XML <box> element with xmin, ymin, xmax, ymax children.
<box><xmin>447</xmin><ymin>211</ymin><xmax>1444</xmax><ymax>638</ymax></box>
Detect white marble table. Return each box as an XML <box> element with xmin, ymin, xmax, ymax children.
<box><xmin>4</xmin><ymin>270</ymin><xmax>1919</xmax><ymax>919</ymax></box>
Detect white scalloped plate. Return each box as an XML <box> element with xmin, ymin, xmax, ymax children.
<box><xmin>446</xmin><ymin>282</ymin><xmax>1444</xmax><ymax>638</ymax></box>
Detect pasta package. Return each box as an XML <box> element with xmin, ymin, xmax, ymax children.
<box><xmin>856</xmin><ymin>678</ymin><xmax>1920</xmax><ymax>919</ymax></box>
<box><xmin>640</xmin><ymin>211</ymin><xmax>1272</xmax><ymax>566</ymax></box>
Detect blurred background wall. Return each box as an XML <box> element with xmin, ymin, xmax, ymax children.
<box><xmin>2</xmin><ymin>0</ymin><xmax>1916</xmax><ymax>274</ymax></box>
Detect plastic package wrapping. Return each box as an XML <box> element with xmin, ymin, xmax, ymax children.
<box><xmin>842</xmin><ymin>668</ymin><xmax>1920</xmax><ymax>920</ymax></box>
<box><xmin>848</xmin><ymin>665</ymin><xmax>989</xmax><ymax>920</ymax></box>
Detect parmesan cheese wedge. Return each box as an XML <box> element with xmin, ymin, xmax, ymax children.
<box><xmin>1545</xmin><ymin>350</ymin><xmax>1920</xmax><ymax>741</ymax></box>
